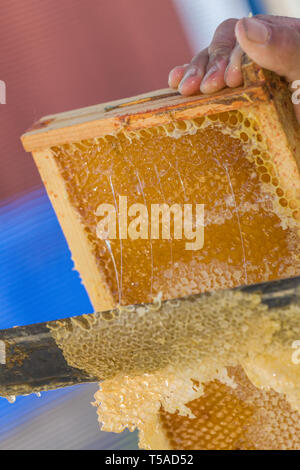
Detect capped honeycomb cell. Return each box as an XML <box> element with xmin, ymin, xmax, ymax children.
<box><xmin>47</xmin><ymin>111</ymin><xmax>300</xmax><ymax>308</ymax></box>
<box><xmin>159</xmin><ymin>367</ymin><xmax>300</xmax><ymax>450</ymax></box>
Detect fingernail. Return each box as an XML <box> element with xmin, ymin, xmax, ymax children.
<box><xmin>224</xmin><ymin>45</ymin><xmax>243</xmax><ymax>80</ymax></box>
<box><xmin>168</xmin><ymin>72</ymin><xmax>175</xmax><ymax>87</ymax></box>
<box><xmin>168</xmin><ymin>64</ymin><xmax>189</xmax><ymax>87</ymax></box>
<box><xmin>229</xmin><ymin>45</ymin><xmax>243</xmax><ymax>70</ymax></box>
<box><xmin>200</xmin><ymin>64</ymin><xmax>218</xmax><ymax>92</ymax></box>
<box><xmin>178</xmin><ymin>66</ymin><xmax>199</xmax><ymax>90</ymax></box>
<box><xmin>242</xmin><ymin>18</ymin><xmax>270</xmax><ymax>44</ymax></box>
<box><xmin>168</xmin><ymin>67</ymin><xmax>178</xmax><ymax>87</ymax></box>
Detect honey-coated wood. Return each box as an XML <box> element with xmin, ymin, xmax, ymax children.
<box><xmin>21</xmin><ymin>57</ymin><xmax>300</xmax><ymax>311</ymax></box>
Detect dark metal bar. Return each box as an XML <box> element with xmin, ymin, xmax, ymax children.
<box><xmin>0</xmin><ymin>322</ymin><xmax>98</xmax><ymax>397</ymax></box>
<box><xmin>0</xmin><ymin>276</ymin><xmax>299</xmax><ymax>398</ymax></box>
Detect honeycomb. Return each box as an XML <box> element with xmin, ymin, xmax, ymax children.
<box><xmin>48</xmin><ymin>288</ymin><xmax>300</xmax><ymax>450</ymax></box>
<box><xmin>51</xmin><ymin>109</ymin><xmax>300</xmax><ymax>306</ymax></box>
<box><xmin>46</xmin><ymin>106</ymin><xmax>300</xmax><ymax>449</ymax></box>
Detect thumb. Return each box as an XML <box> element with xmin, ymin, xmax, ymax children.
<box><xmin>235</xmin><ymin>17</ymin><xmax>300</xmax><ymax>84</ymax></box>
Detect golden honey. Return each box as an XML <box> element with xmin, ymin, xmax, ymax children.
<box><xmin>51</xmin><ymin>110</ymin><xmax>300</xmax><ymax>306</ymax></box>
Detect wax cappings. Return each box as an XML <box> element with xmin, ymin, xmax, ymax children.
<box><xmin>49</xmin><ymin>290</ymin><xmax>300</xmax><ymax>449</ymax></box>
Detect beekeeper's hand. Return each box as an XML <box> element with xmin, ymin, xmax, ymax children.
<box><xmin>168</xmin><ymin>16</ymin><xmax>300</xmax><ymax>123</ymax></box>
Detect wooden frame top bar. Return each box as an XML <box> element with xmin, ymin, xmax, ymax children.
<box><xmin>21</xmin><ymin>58</ymin><xmax>276</xmax><ymax>152</ymax></box>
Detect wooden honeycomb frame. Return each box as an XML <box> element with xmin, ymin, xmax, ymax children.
<box><xmin>21</xmin><ymin>57</ymin><xmax>300</xmax><ymax>311</ymax></box>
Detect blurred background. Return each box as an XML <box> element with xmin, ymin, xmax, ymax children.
<box><xmin>0</xmin><ymin>0</ymin><xmax>299</xmax><ymax>450</ymax></box>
